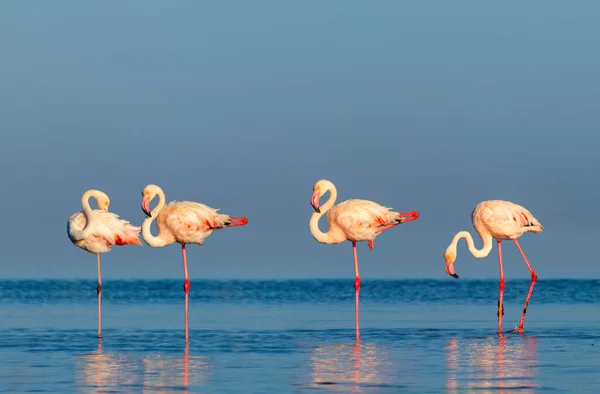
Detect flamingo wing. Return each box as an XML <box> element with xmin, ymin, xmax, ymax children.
<box><xmin>511</xmin><ymin>204</ymin><xmax>542</xmax><ymax>229</ymax></box>
<box><xmin>332</xmin><ymin>199</ymin><xmax>396</xmax><ymax>231</ymax></box>
<box><xmin>161</xmin><ymin>201</ymin><xmax>230</xmax><ymax>241</ymax></box>
<box><xmin>68</xmin><ymin>210</ymin><xmax>141</xmax><ymax>246</ymax></box>
<box><xmin>475</xmin><ymin>200</ymin><xmax>542</xmax><ymax>237</ymax></box>
<box><xmin>93</xmin><ymin>211</ymin><xmax>142</xmax><ymax>245</ymax></box>
<box><xmin>67</xmin><ymin>211</ymin><xmax>89</xmax><ymax>243</ymax></box>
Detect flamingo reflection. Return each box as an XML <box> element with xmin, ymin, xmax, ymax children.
<box><xmin>446</xmin><ymin>334</ymin><xmax>538</xmax><ymax>393</ymax></box>
<box><xmin>141</xmin><ymin>343</ymin><xmax>211</xmax><ymax>393</ymax></box>
<box><xmin>76</xmin><ymin>340</ymin><xmax>137</xmax><ymax>391</ymax></box>
<box><xmin>138</xmin><ymin>292</ymin><xmax>211</xmax><ymax>392</ymax></box>
<box><xmin>77</xmin><ymin>339</ymin><xmax>211</xmax><ymax>392</ymax></box>
<box><xmin>310</xmin><ymin>337</ymin><xmax>391</xmax><ymax>392</ymax></box>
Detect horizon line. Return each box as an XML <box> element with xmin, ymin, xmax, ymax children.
<box><xmin>0</xmin><ymin>277</ymin><xmax>595</xmax><ymax>281</ymax></box>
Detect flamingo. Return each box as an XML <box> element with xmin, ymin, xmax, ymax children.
<box><xmin>67</xmin><ymin>189</ymin><xmax>142</xmax><ymax>293</ymax></box>
<box><xmin>444</xmin><ymin>200</ymin><xmax>543</xmax><ymax>334</ymax></box>
<box><xmin>140</xmin><ymin>184</ymin><xmax>248</xmax><ymax>293</ymax></box>
<box><xmin>309</xmin><ymin>179</ymin><xmax>420</xmax><ymax>291</ymax></box>
<box><xmin>67</xmin><ymin>189</ymin><xmax>142</xmax><ymax>338</ymax></box>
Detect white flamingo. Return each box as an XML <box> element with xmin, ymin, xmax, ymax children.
<box><xmin>444</xmin><ymin>200</ymin><xmax>543</xmax><ymax>334</ymax></box>
<box><xmin>309</xmin><ymin>179</ymin><xmax>419</xmax><ymax>291</ymax></box>
<box><xmin>140</xmin><ymin>184</ymin><xmax>248</xmax><ymax>293</ymax></box>
<box><xmin>67</xmin><ymin>189</ymin><xmax>142</xmax><ymax>292</ymax></box>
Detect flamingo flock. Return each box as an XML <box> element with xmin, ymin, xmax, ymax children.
<box><xmin>68</xmin><ymin>180</ymin><xmax>543</xmax><ymax>338</ymax></box>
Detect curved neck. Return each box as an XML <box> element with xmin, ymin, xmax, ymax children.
<box><xmin>141</xmin><ymin>188</ymin><xmax>169</xmax><ymax>247</ymax></box>
<box><xmin>81</xmin><ymin>189</ymin><xmax>104</xmax><ymax>214</ymax></box>
<box><xmin>79</xmin><ymin>190</ymin><xmax>104</xmax><ymax>239</ymax></box>
<box><xmin>319</xmin><ymin>182</ymin><xmax>337</xmax><ymax>215</ymax></box>
<box><xmin>309</xmin><ymin>182</ymin><xmax>343</xmax><ymax>244</ymax></box>
<box><xmin>451</xmin><ymin>230</ymin><xmax>494</xmax><ymax>259</ymax></box>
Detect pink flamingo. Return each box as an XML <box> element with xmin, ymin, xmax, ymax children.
<box><xmin>444</xmin><ymin>200</ymin><xmax>543</xmax><ymax>334</ymax></box>
<box><xmin>67</xmin><ymin>189</ymin><xmax>142</xmax><ymax>293</ymax></box>
<box><xmin>140</xmin><ymin>184</ymin><xmax>248</xmax><ymax>293</ymax></box>
<box><xmin>309</xmin><ymin>179</ymin><xmax>419</xmax><ymax>291</ymax></box>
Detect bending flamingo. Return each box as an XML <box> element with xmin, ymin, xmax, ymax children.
<box><xmin>444</xmin><ymin>200</ymin><xmax>543</xmax><ymax>334</ymax></box>
<box><xmin>67</xmin><ymin>189</ymin><xmax>142</xmax><ymax>292</ymax></box>
<box><xmin>140</xmin><ymin>184</ymin><xmax>248</xmax><ymax>293</ymax></box>
<box><xmin>309</xmin><ymin>179</ymin><xmax>419</xmax><ymax>291</ymax></box>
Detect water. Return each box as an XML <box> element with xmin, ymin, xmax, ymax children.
<box><xmin>0</xmin><ymin>279</ymin><xmax>599</xmax><ymax>393</ymax></box>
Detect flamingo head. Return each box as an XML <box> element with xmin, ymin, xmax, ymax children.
<box><xmin>97</xmin><ymin>195</ymin><xmax>110</xmax><ymax>212</ymax></box>
<box><xmin>311</xmin><ymin>190</ymin><xmax>321</xmax><ymax>213</ymax></box>
<box><xmin>444</xmin><ymin>248</ymin><xmax>459</xmax><ymax>279</ymax></box>
<box><xmin>311</xmin><ymin>181</ymin><xmax>326</xmax><ymax>213</ymax></box>
<box><xmin>311</xmin><ymin>179</ymin><xmax>336</xmax><ymax>213</ymax></box>
<box><xmin>141</xmin><ymin>184</ymin><xmax>161</xmax><ymax>218</ymax></box>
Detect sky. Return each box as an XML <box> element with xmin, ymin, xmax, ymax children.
<box><xmin>0</xmin><ymin>1</ymin><xmax>599</xmax><ymax>280</ymax></box>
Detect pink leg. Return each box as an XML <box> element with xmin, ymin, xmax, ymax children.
<box><xmin>497</xmin><ymin>240</ymin><xmax>505</xmax><ymax>336</ymax></box>
<box><xmin>355</xmin><ymin>287</ymin><xmax>360</xmax><ymax>341</ymax></box>
<box><xmin>182</xmin><ymin>244</ymin><xmax>190</xmax><ymax>293</ymax></box>
<box><xmin>97</xmin><ymin>288</ymin><xmax>102</xmax><ymax>338</ymax></box>
<box><xmin>185</xmin><ymin>291</ymin><xmax>189</xmax><ymax>343</ymax></box>
<box><xmin>96</xmin><ymin>253</ymin><xmax>103</xmax><ymax>338</ymax></box>
<box><xmin>96</xmin><ymin>253</ymin><xmax>102</xmax><ymax>294</ymax></box>
<box><xmin>352</xmin><ymin>242</ymin><xmax>360</xmax><ymax>291</ymax></box>
<box><xmin>514</xmin><ymin>239</ymin><xmax>537</xmax><ymax>333</ymax></box>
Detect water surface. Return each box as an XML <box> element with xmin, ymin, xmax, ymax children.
<box><xmin>0</xmin><ymin>279</ymin><xmax>598</xmax><ymax>393</ymax></box>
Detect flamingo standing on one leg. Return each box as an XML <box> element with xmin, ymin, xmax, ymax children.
<box><xmin>67</xmin><ymin>189</ymin><xmax>142</xmax><ymax>338</ymax></box>
<box><xmin>309</xmin><ymin>179</ymin><xmax>420</xmax><ymax>291</ymax></box>
<box><xmin>444</xmin><ymin>200</ymin><xmax>543</xmax><ymax>335</ymax></box>
<box><xmin>140</xmin><ymin>184</ymin><xmax>248</xmax><ymax>294</ymax></box>
<box><xmin>67</xmin><ymin>189</ymin><xmax>143</xmax><ymax>293</ymax></box>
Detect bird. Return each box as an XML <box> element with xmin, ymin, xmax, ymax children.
<box><xmin>443</xmin><ymin>200</ymin><xmax>543</xmax><ymax>335</ymax></box>
<box><xmin>67</xmin><ymin>189</ymin><xmax>142</xmax><ymax>294</ymax></box>
<box><xmin>140</xmin><ymin>184</ymin><xmax>248</xmax><ymax>293</ymax></box>
<box><xmin>309</xmin><ymin>179</ymin><xmax>420</xmax><ymax>291</ymax></box>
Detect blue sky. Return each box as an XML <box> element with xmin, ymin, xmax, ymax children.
<box><xmin>0</xmin><ymin>1</ymin><xmax>599</xmax><ymax>280</ymax></box>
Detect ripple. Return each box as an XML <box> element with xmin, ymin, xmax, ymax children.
<box><xmin>0</xmin><ymin>279</ymin><xmax>599</xmax><ymax>305</ymax></box>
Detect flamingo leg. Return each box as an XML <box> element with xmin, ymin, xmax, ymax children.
<box><xmin>96</xmin><ymin>253</ymin><xmax>102</xmax><ymax>294</ymax></box>
<box><xmin>514</xmin><ymin>239</ymin><xmax>537</xmax><ymax>333</ymax></box>
<box><xmin>182</xmin><ymin>244</ymin><xmax>190</xmax><ymax>293</ymax></box>
<box><xmin>97</xmin><ymin>287</ymin><xmax>102</xmax><ymax>338</ymax></box>
<box><xmin>185</xmin><ymin>291</ymin><xmax>189</xmax><ymax>343</ymax></box>
<box><xmin>497</xmin><ymin>240</ymin><xmax>505</xmax><ymax>336</ymax></box>
<box><xmin>352</xmin><ymin>241</ymin><xmax>360</xmax><ymax>291</ymax></box>
<box><xmin>355</xmin><ymin>287</ymin><xmax>360</xmax><ymax>341</ymax></box>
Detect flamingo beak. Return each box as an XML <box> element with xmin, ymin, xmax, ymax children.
<box><xmin>311</xmin><ymin>190</ymin><xmax>321</xmax><ymax>213</ymax></box>
<box><xmin>102</xmin><ymin>206</ymin><xmax>109</xmax><ymax>212</ymax></box>
<box><xmin>446</xmin><ymin>259</ymin><xmax>459</xmax><ymax>279</ymax></box>
<box><xmin>141</xmin><ymin>195</ymin><xmax>152</xmax><ymax>218</ymax></box>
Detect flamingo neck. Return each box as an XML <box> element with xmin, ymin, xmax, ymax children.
<box><xmin>141</xmin><ymin>187</ymin><xmax>170</xmax><ymax>247</ymax></box>
<box><xmin>451</xmin><ymin>230</ymin><xmax>494</xmax><ymax>259</ymax></box>
<box><xmin>309</xmin><ymin>181</ymin><xmax>345</xmax><ymax>244</ymax></box>
<box><xmin>79</xmin><ymin>189</ymin><xmax>105</xmax><ymax>239</ymax></box>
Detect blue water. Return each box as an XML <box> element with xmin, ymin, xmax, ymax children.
<box><xmin>1</xmin><ymin>280</ymin><xmax>599</xmax><ymax>393</ymax></box>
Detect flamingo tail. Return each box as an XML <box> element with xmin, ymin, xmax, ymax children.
<box><xmin>397</xmin><ymin>211</ymin><xmax>419</xmax><ymax>223</ymax></box>
<box><xmin>227</xmin><ymin>217</ymin><xmax>249</xmax><ymax>227</ymax></box>
<box><xmin>115</xmin><ymin>232</ymin><xmax>143</xmax><ymax>246</ymax></box>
